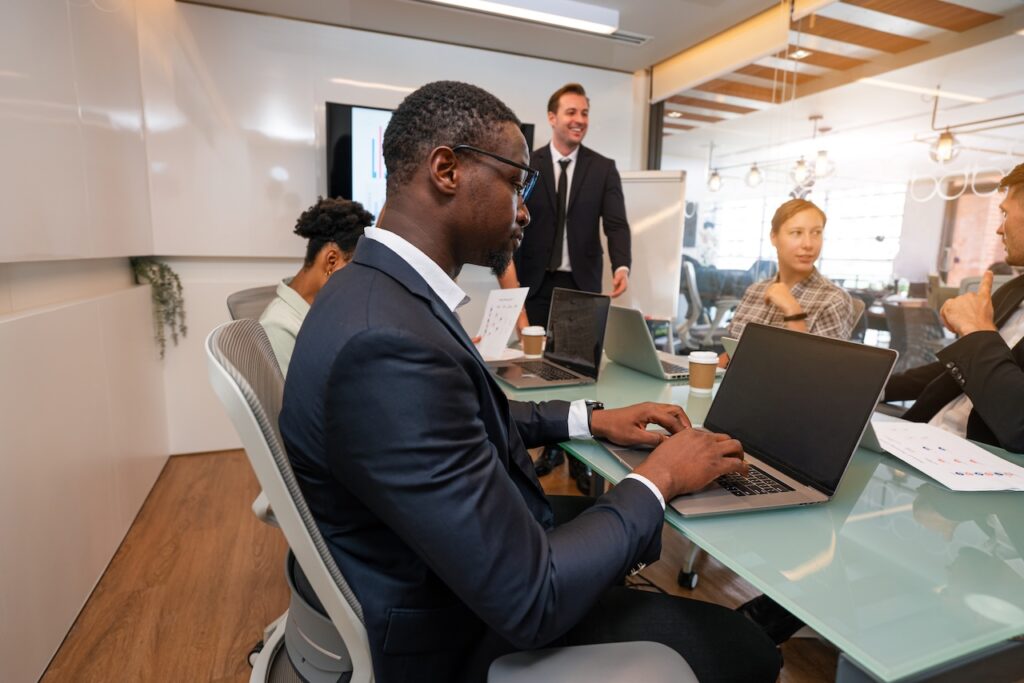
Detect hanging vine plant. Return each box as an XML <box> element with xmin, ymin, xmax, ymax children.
<box><xmin>131</xmin><ymin>257</ymin><xmax>187</xmax><ymax>358</ymax></box>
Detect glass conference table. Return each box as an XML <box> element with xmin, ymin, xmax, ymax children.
<box><xmin>503</xmin><ymin>360</ymin><xmax>1024</xmax><ymax>682</ymax></box>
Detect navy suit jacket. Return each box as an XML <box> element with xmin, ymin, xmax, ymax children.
<box><xmin>886</xmin><ymin>274</ymin><xmax>1024</xmax><ymax>452</ymax></box>
<box><xmin>280</xmin><ymin>237</ymin><xmax>663</xmax><ymax>682</ymax></box>
<box><xmin>515</xmin><ymin>144</ymin><xmax>631</xmax><ymax>294</ymax></box>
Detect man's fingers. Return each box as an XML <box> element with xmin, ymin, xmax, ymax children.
<box><xmin>632</xmin><ymin>428</ymin><xmax>668</xmax><ymax>447</ymax></box>
<box><xmin>646</xmin><ymin>405</ymin><xmax>691</xmax><ymax>433</ymax></box>
<box><xmin>979</xmin><ymin>270</ymin><xmax>994</xmax><ymax>300</ymax></box>
<box><xmin>716</xmin><ymin>455</ymin><xmax>748</xmax><ymax>478</ymax></box>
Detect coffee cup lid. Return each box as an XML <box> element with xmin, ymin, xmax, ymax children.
<box><xmin>689</xmin><ymin>351</ymin><xmax>719</xmax><ymax>364</ymax></box>
<box><xmin>522</xmin><ymin>325</ymin><xmax>546</xmax><ymax>335</ymax></box>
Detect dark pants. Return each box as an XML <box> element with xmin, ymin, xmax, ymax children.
<box><xmin>296</xmin><ymin>495</ymin><xmax>781</xmax><ymax>683</ymax></box>
<box><xmin>545</xmin><ymin>495</ymin><xmax>781</xmax><ymax>682</ymax></box>
<box><xmin>525</xmin><ymin>271</ymin><xmax>579</xmax><ymax>328</ymax></box>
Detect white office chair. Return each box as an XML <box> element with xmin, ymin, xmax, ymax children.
<box><xmin>206</xmin><ymin>320</ymin><xmax>697</xmax><ymax>683</ymax></box>
<box><xmin>227</xmin><ymin>284</ymin><xmax>279</xmax><ymax>321</ymax></box>
<box><xmin>958</xmin><ymin>273</ymin><xmax>1014</xmax><ymax>295</ymax></box>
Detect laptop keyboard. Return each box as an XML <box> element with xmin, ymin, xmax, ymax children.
<box><xmin>516</xmin><ymin>361</ymin><xmax>578</xmax><ymax>381</ymax></box>
<box><xmin>660</xmin><ymin>359</ymin><xmax>688</xmax><ymax>375</ymax></box>
<box><xmin>717</xmin><ymin>465</ymin><xmax>793</xmax><ymax>496</ymax></box>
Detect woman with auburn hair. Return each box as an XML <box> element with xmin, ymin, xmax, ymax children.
<box><xmin>725</xmin><ymin>198</ymin><xmax>854</xmax><ymax>346</ymax></box>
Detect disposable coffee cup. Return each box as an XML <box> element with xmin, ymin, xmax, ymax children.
<box><xmin>688</xmin><ymin>351</ymin><xmax>718</xmax><ymax>394</ymax></box>
<box><xmin>522</xmin><ymin>326</ymin><xmax>546</xmax><ymax>358</ymax></box>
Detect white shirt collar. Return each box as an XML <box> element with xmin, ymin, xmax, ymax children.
<box><xmin>363</xmin><ymin>227</ymin><xmax>469</xmax><ymax>313</ymax></box>
<box><xmin>549</xmin><ymin>140</ymin><xmax>580</xmax><ymax>164</ymax></box>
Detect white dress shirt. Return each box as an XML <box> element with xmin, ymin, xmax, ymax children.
<box><xmin>929</xmin><ymin>300</ymin><xmax>1024</xmax><ymax>436</ymax></box>
<box><xmin>364</xmin><ymin>226</ymin><xmax>663</xmax><ymax>508</ymax></box>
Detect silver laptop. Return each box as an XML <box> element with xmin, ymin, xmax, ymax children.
<box><xmin>605</xmin><ymin>306</ymin><xmax>693</xmax><ymax>380</ymax></box>
<box><xmin>488</xmin><ymin>288</ymin><xmax>611</xmax><ymax>389</ymax></box>
<box><xmin>605</xmin><ymin>323</ymin><xmax>897</xmax><ymax>516</ymax></box>
<box><xmin>721</xmin><ymin>336</ymin><xmax>739</xmax><ymax>359</ymax></box>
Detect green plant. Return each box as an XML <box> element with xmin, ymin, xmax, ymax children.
<box><xmin>131</xmin><ymin>257</ymin><xmax>187</xmax><ymax>358</ymax></box>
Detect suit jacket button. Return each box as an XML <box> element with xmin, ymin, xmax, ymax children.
<box><xmin>946</xmin><ymin>362</ymin><xmax>955</xmax><ymax>368</ymax></box>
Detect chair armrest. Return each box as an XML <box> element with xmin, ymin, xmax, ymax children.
<box><xmin>252</xmin><ymin>490</ymin><xmax>279</xmax><ymax>527</ymax></box>
<box><xmin>488</xmin><ymin>641</ymin><xmax>696</xmax><ymax>683</ymax></box>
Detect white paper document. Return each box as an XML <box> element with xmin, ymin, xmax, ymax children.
<box><xmin>475</xmin><ymin>287</ymin><xmax>529</xmax><ymax>361</ymax></box>
<box><xmin>872</xmin><ymin>420</ymin><xmax>1024</xmax><ymax>492</ymax></box>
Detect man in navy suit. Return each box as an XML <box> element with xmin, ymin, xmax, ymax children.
<box><xmin>280</xmin><ymin>80</ymin><xmax>780</xmax><ymax>683</ymax></box>
<box><xmin>885</xmin><ymin>163</ymin><xmax>1024</xmax><ymax>452</ymax></box>
<box><xmin>500</xmin><ymin>83</ymin><xmax>631</xmax><ymax>328</ymax></box>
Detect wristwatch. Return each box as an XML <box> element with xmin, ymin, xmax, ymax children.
<box><xmin>782</xmin><ymin>312</ymin><xmax>808</xmax><ymax>322</ymax></box>
<box><xmin>585</xmin><ymin>400</ymin><xmax>605</xmax><ymax>435</ymax></box>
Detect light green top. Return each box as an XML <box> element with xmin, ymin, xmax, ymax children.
<box><xmin>505</xmin><ymin>359</ymin><xmax>1024</xmax><ymax>682</ymax></box>
<box><xmin>258</xmin><ymin>279</ymin><xmax>310</xmax><ymax>376</ymax></box>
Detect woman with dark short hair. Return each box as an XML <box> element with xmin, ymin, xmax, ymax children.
<box><xmin>259</xmin><ymin>197</ymin><xmax>374</xmax><ymax>374</ymax></box>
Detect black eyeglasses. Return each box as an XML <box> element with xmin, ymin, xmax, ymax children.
<box><xmin>452</xmin><ymin>144</ymin><xmax>539</xmax><ymax>202</ymax></box>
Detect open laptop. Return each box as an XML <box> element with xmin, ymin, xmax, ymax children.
<box><xmin>604</xmin><ymin>323</ymin><xmax>898</xmax><ymax>516</ymax></box>
<box><xmin>605</xmin><ymin>306</ymin><xmax>692</xmax><ymax>380</ymax></box>
<box><xmin>488</xmin><ymin>288</ymin><xmax>611</xmax><ymax>389</ymax></box>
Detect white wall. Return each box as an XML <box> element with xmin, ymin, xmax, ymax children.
<box><xmin>141</xmin><ymin>1</ymin><xmax>641</xmax><ymax>452</ymax></box>
<box><xmin>0</xmin><ymin>1</ymin><xmax>168</xmax><ymax>680</ymax></box>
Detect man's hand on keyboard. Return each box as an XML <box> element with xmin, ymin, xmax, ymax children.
<box><xmin>590</xmin><ymin>402</ymin><xmax>691</xmax><ymax>447</ymax></box>
<box><xmin>634</xmin><ymin>429</ymin><xmax>747</xmax><ymax>500</ymax></box>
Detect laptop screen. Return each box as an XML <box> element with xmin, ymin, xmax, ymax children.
<box><xmin>703</xmin><ymin>323</ymin><xmax>896</xmax><ymax>496</ymax></box>
<box><xmin>544</xmin><ymin>288</ymin><xmax>611</xmax><ymax>379</ymax></box>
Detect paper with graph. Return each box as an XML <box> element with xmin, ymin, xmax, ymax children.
<box><xmin>475</xmin><ymin>287</ymin><xmax>528</xmax><ymax>361</ymax></box>
<box><xmin>872</xmin><ymin>421</ymin><xmax>1024</xmax><ymax>492</ymax></box>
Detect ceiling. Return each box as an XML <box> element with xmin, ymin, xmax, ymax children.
<box><xmin>180</xmin><ymin>0</ymin><xmax>777</xmax><ymax>73</ymax></box>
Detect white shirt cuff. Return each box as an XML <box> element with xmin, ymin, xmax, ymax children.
<box><xmin>614</xmin><ymin>266</ymin><xmax>630</xmax><ymax>276</ymax></box>
<box><xmin>624</xmin><ymin>473</ymin><xmax>666</xmax><ymax>510</ymax></box>
<box><xmin>567</xmin><ymin>399</ymin><xmax>591</xmax><ymax>439</ymax></box>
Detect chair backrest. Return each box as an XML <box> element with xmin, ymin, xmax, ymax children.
<box><xmin>226</xmin><ymin>285</ymin><xmax>279</xmax><ymax>321</ymax></box>
<box><xmin>679</xmin><ymin>261</ymin><xmax>703</xmax><ymax>330</ymax></box>
<box><xmin>849</xmin><ymin>296</ymin><xmax>866</xmax><ymax>341</ymax></box>
<box><xmin>883</xmin><ymin>304</ymin><xmax>946</xmax><ymax>374</ymax></box>
<box><xmin>958</xmin><ymin>273</ymin><xmax>1015</xmax><ymax>295</ymax></box>
<box><xmin>205</xmin><ymin>320</ymin><xmax>373</xmax><ymax>682</ymax></box>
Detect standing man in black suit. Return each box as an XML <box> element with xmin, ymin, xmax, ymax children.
<box><xmin>885</xmin><ymin>163</ymin><xmax>1024</xmax><ymax>452</ymax></box>
<box><xmin>499</xmin><ymin>83</ymin><xmax>631</xmax><ymax>328</ymax></box>
<box><xmin>280</xmin><ymin>80</ymin><xmax>780</xmax><ymax>683</ymax></box>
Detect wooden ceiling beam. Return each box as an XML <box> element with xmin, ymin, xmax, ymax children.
<box><xmin>777</xmin><ymin>44</ymin><xmax>868</xmax><ymax>70</ymax></box>
<box><xmin>841</xmin><ymin>0</ymin><xmax>1001</xmax><ymax>33</ymax></box>
<box><xmin>735</xmin><ymin>64</ymin><xmax>819</xmax><ymax>85</ymax></box>
<box><xmin>666</xmin><ymin>111</ymin><xmax>724</xmax><ymax>123</ymax></box>
<box><xmin>692</xmin><ymin>79</ymin><xmax>778</xmax><ymax>103</ymax></box>
<box><xmin>667</xmin><ymin>95</ymin><xmax>756</xmax><ymax>114</ymax></box>
<box><xmin>791</xmin><ymin>14</ymin><xmax>928</xmax><ymax>53</ymax></box>
<box><xmin>664</xmin><ymin>122</ymin><xmax>696</xmax><ymax>131</ymax></box>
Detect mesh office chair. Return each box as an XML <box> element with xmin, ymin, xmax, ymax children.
<box><xmin>227</xmin><ymin>285</ymin><xmax>279</xmax><ymax>321</ymax></box>
<box><xmin>206</xmin><ymin>320</ymin><xmax>696</xmax><ymax>683</ymax></box>
<box><xmin>849</xmin><ymin>296</ymin><xmax>867</xmax><ymax>342</ymax></box>
<box><xmin>884</xmin><ymin>304</ymin><xmax>949</xmax><ymax>375</ymax></box>
<box><xmin>677</xmin><ymin>261</ymin><xmax>740</xmax><ymax>351</ymax></box>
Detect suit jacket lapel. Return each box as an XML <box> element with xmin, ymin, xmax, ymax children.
<box><xmin>567</xmin><ymin>146</ymin><xmax>591</xmax><ymax>213</ymax></box>
<box><xmin>993</xmin><ymin>274</ymin><xmax>1024</xmax><ymax>327</ymax></box>
<box><xmin>532</xmin><ymin>146</ymin><xmax>557</xmax><ymax>212</ymax></box>
<box><xmin>352</xmin><ymin>238</ymin><xmax>546</xmax><ymax>492</ymax></box>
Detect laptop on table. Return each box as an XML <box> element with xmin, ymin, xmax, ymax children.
<box><xmin>605</xmin><ymin>306</ymin><xmax>694</xmax><ymax>380</ymax></box>
<box><xmin>487</xmin><ymin>287</ymin><xmax>611</xmax><ymax>389</ymax></box>
<box><xmin>605</xmin><ymin>323</ymin><xmax>898</xmax><ymax>516</ymax></box>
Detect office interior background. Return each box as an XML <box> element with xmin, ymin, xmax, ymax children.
<box><xmin>2</xmin><ymin>0</ymin><xmax>1022</xmax><ymax>681</ymax></box>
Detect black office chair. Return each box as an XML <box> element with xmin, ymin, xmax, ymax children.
<box><xmin>884</xmin><ymin>304</ymin><xmax>949</xmax><ymax>374</ymax></box>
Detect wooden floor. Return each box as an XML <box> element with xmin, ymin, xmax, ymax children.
<box><xmin>43</xmin><ymin>451</ymin><xmax>837</xmax><ymax>682</ymax></box>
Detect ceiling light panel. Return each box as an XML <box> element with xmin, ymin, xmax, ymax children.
<box><xmin>420</xmin><ymin>0</ymin><xmax>619</xmax><ymax>34</ymax></box>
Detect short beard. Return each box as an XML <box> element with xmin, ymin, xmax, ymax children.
<box><xmin>485</xmin><ymin>249</ymin><xmax>513</xmax><ymax>277</ymax></box>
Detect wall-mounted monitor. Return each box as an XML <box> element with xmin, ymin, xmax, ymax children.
<box><xmin>326</xmin><ymin>101</ymin><xmax>535</xmax><ymax>220</ymax></box>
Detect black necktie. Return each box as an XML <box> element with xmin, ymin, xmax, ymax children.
<box><xmin>549</xmin><ymin>158</ymin><xmax>571</xmax><ymax>272</ymax></box>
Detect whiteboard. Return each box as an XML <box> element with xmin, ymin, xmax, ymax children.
<box><xmin>601</xmin><ymin>170</ymin><xmax>686</xmax><ymax>321</ymax></box>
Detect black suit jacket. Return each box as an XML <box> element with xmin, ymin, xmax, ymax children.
<box><xmin>515</xmin><ymin>144</ymin><xmax>631</xmax><ymax>294</ymax></box>
<box><xmin>280</xmin><ymin>237</ymin><xmax>663</xmax><ymax>682</ymax></box>
<box><xmin>885</xmin><ymin>274</ymin><xmax>1024</xmax><ymax>452</ymax></box>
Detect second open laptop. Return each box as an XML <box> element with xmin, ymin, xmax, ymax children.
<box><xmin>604</xmin><ymin>323</ymin><xmax>898</xmax><ymax>516</ymax></box>
<box><xmin>487</xmin><ymin>287</ymin><xmax>611</xmax><ymax>389</ymax></box>
<box><xmin>604</xmin><ymin>306</ymin><xmax>695</xmax><ymax>380</ymax></box>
